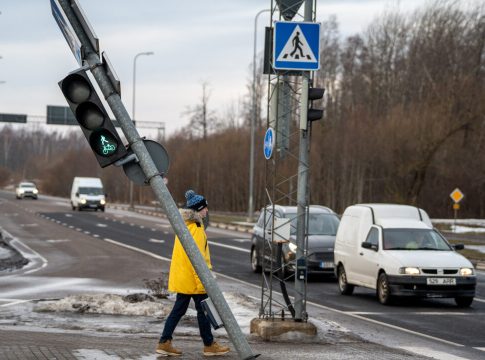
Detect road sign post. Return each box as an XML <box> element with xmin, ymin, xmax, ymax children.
<box><xmin>450</xmin><ymin>188</ymin><xmax>464</xmax><ymax>233</ymax></box>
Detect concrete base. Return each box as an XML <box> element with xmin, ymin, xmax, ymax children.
<box><xmin>250</xmin><ymin>318</ymin><xmax>317</xmax><ymax>341</ymax></box>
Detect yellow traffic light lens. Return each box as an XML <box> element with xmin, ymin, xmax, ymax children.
<box><xmin>76</xmin><ymin>102</ymin><xmax>105</xmax><ymax>130</ymax></box>
<box><xmin>90</xmin><ymin>129</ymin><xmax>119</xmax><ymax>157</ymax></box>
<box><xmin>61</xmin><ymin>74</ymin><xmax>91</xmax><ymax>104</ymax></box>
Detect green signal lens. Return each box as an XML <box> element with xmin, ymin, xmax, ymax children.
<box><xmin>89</xmin><ymin>129</ymin><xmax>119</xmax><ymax>157</ymax></box>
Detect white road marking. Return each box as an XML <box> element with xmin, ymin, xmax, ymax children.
<box><xmin>64</xmin><ymin>214</ymin><xmax>72</xmax><ymax>217</ymax></box>
<box><xmin>346</xmin><ymin>312</ymin><xmax>471</xmax><ymax>316</ymax></box>
<box><xmin>140</xmin><ymin>226</ymin><xmax>145</xmax><ymax>229</ymax></box>
<box><xmin>84</xmin><ymin>231</ymin><xmax>90</xmax><ymax>235</ymax></box>
<box><xmin>46</xmin><ymin>239</ymin><xmax>71</xmax><ymax>243</ymax></box>
<box><xmin>473</xmin><ymin>298</ymin><xmax>485</xmax><ymax>303</ymax></box>
<box><xmin>232</xmin><ymin>238</ymin><xmax>249</xmax><ymax>243</ymax></box>
<box><xmin>474</xmin><ymin>348</ymin><xmax>485</xmax><ymax>352</ymax></box>
<box><xmin>0</xmin><ymin>300</ymin><xmax>31</xmax><ymax>307</ymax></box>
<box><xmin>20</xmin><ymin>224</ymin><xmax>38</xmax><ymax>227</ymax></box>
<box><xmin>0</xmin><ymin>231</ymin><xmax>49</xmax><ymax>276</ymax></box>
<box><xmin>399</xmin><ymin>347</ymin><xmax>469</xmax><ymax>360</ymax></box>
<box><xmin>208</xmin><ymin>241</ymin><xmax>250</xmax><ymax>253</ymax></box>
<box><xmin>151</xmin><ymin>229</ymin><xmax>157</xmax><ymax>232</ymax></box>
<box><xmin>96</xmin><ymin>223</ymin><xmax>108</xmax><ymax>228</ymax></box>
<box><xmin>76</xmin><ymin>228</ymin><xmax>82</xmax><ymax>231</ymax></box>
<box><xmin>68</xmin><ymin>226</ymin><xmax>74</xmax><ymax>229</ymax></box>
<box><xmin>103</xmin><ymin>238</ymin><xmax>170</xmax><ymax>262</ymax></box>
<box><xmin>93</xmin><ymin>234</ymin><xmax>100</xmax><ymax>238</ymax></box>
<box><xmin>130</xmin><ymin>223</ymin><xmax>135</xmax><ymax>227</ymax></box>
<box><xmin>149</xmin><ymin>239</ymin><xmax>165</xmax><ymax>243</ymax></box>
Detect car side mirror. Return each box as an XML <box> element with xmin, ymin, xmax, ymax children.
<box><xmin>453</xmin><ymin>244</ymin><xmax>465</xmax><ymax>250</ymax></box>
<box><xmin>75</xmin><ymin>192</ymin><xmax>79</xmax><ymax>197</ymax></box>
<box><xmin>361</xmin><ymin>241</ymin><xmax>378</xmax><ymax>251</ymax></box>
<box><xmin>105</xmin><ymin>193</ymin><xmax>108</xmax><ymax>198</ymax></box>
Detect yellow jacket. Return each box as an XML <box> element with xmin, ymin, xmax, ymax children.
<box><xmin>168</xmin><ymin>209</ymin><xmax>212</xmax><ymax>294</ymax></box>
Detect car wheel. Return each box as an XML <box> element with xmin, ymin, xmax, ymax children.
<box><xmin>377</xmin><ymin>272</ymin><xmax>393</xmax><ymax>305</ymax></box>
<box><xmin>455</xmin><ymin>296</ymin><xmax>473</xmax><ymax>308</ymax></box>
<box><xmin>101</xmin><ymin>207</ymin><xmax>105</xmax><ymax>212</ymax></box>
<box><xmin>338</xmin><ymin>265</ymin><xmax>354</xmax><ymax>295</ymax></box>
<box><xmin>251</xmin><ymin>247</ymin><xmax>262</xmax><ymax>273</ymax></box>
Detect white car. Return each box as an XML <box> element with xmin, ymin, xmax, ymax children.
<box><xmin>334</xmin><ymin>204</ymin><xmax>476</xmax><ymax>307</ymax></box>
<box><xmin>15</xmin><ymin>182</ymin><xmax>39</xmax><ymax>200</ymax></box>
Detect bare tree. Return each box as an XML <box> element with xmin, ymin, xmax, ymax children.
<box><xmin>183</xmin><ymin>81</ymin><xmax>218</xmax><ymax>139</ymax></box>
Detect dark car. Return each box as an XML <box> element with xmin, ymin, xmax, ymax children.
<box><xmin>250</xmin><ymin>205</ymin><xmax>340</xmax><ymax>277</ymax></box>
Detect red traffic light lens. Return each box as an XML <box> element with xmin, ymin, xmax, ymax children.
<box><xmin>89</xmin><ymin>129</ymin><xmax>119</xmax><ymax>157</ymax></box>
<box><xmin>61</xmin><ymin>74</ymin><xmax>92</xmax><ymax>104</ymax></box>
<box><xmin>76</xmin><ymin>102</ymin><xmax>105</xmax><ymax>130</ymax></box>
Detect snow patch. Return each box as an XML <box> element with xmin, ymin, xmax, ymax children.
<box><xmin>34</xmin><ymin>293</ymin><xmax>173</xmax><ymax>317</ymax></box>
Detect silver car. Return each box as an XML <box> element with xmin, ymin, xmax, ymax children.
<box><xmin>250</xmin><ymin>205</ymin><xmax>340</xmax><ymax>277</ymax></box>
<box><xmin>15</xmin><ymin>182</ymin><xmax>39</xmax><ymax>200</ymax></box>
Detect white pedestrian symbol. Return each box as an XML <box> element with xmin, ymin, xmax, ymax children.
<box><xmin>276</xmin><ymin>25</ymin><xmax>317</xmax><ymax>63</ymax></box>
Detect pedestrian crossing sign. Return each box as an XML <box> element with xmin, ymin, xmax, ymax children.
<box><xmin>273</xmin><ymin>21</ymin><xmax>320</xmax><ymax>71</ymax></box>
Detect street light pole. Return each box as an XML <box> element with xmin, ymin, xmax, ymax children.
<box><xmin>248</xmin><ymin>9</ymin><xmax>270</xmax><ymax>222</ymax></box>
<box><xmin>129</xmin><ymin>51</ymin><xmax>154</xmax><ymax>210</ymax></box>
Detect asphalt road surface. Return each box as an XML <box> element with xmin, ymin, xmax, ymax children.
<box><xmin>1</xmin><ymin>190</ymin><xmax>484</xmax><ymax>359</ymax></box>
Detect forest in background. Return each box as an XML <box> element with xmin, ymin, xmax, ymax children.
<box><xmin>0</xmin><ymin>1</ymin><xmax>484</xmax><ymax>218</ymax></box>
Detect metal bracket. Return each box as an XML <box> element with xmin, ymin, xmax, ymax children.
<box><xmin>114</xmin><ymin>153</ymin><xmax>139</xmax><ymax>167</ymax></box>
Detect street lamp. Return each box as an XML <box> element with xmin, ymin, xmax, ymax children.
<box><xmin>248</xmin><ymin>9</ymin><xmax>270</xmax><ymax>222</ymax></box>
<box><xmin>129</xmin><ymin>51</ymin><xmax>154</xmax><ymax>210</ymax></box>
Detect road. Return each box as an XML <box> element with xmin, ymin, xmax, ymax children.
<box><xmin>1</xmin><ymin>190</ymin><xmax>485</xmax><ymax>359</ymax></box>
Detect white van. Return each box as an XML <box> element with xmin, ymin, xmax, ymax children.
<box><xmin>334</xmin><ymin>204</ymin><xmax>476</xmax><ymax>307</ymax></box>
<box><xmin>70</xmin><ymin>177</ymin><xmax>106</xmax><ymax>212</ymax></box>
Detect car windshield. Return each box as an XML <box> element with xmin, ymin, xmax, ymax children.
<box><xmin>285</xmin><ymin>212</ymin><xmax>340</xmax><ymax>236</ymax></box>
<box><xmin>78</xmin><ymin>187</ymin><xmax>103</xmax><ymax>195</ymax></box>
<box><xmin>20</xmin><ymin>183</ymin><xmax>35</xmax><ymax>188</ymax></box>
<box><xmin>383</xmin><ymin>228</ymin><xmax>452</xmax><ymax>251</ymax></box>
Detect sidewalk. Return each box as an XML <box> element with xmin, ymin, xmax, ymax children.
<box><xmin>0</xmin><ymin>327</ymin><xmax>429</xmax><ymax>360</ymax></box>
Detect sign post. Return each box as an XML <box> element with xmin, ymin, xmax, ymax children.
<box><xmin>449</xmin><ymin>188</ymin><xmax>464</xmax><ymax>233</ymax></box>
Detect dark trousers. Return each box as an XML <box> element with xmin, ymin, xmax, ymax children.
<box><xmin>160</xmin><ymin>293</ymin><xmax>214</xmax><ymax>346</ymax></box>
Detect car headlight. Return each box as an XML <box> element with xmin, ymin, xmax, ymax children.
<box><xmin>33</xmin><ymin>189</ymin><xmax>38</xmax><ymax>194</ymax></box>
<box><xmin>460</xmin><ymin>268</ymin><xmax>474</xmax><ymax>276</ymax></box>
<box><xmin>399</xmin><ymin>267</ymin><xmax>420</xmax><ymax>275</ymax></box>
<box><xmin>288</xmin><ymin>242</ymin><xmax>297</xmax><ymax>253</ymax></box>
<box><xmin>80</xmin><ymin>198</ymin><xmax>87</xmax><ymax>204</ymax></box>
<box><xmin>100</xmin><ymin>199</ymin><xmax>106</xmax><ymax>205</ymax></box>
<box><xmin>19</xmin><ymin>189</ymin><xmax>25</xmax><ymax>194</ymax></box>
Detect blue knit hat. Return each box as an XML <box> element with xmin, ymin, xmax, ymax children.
<box><xmin>185</xmin><ymin>189</ymin><xmax>208</xmax><ymax>211</ymax></box>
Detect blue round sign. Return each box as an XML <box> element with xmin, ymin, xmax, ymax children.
<box><xmin>263</xmin><ymin>127</ymin><xmax>275</xmax><ymax>160</ymax></box>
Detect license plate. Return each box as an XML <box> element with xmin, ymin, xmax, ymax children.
<box><xmin>320</xmin><ymin>261</ymin><xmax>333</xmax><ymax>269</ymax></box>
<box><xmin>426</xmin><ymin>277</ymin><xmax>456</xmax><ymax>285</ymax></box>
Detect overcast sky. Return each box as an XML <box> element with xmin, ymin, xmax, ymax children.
<box><xmin>0</xmin><ymin>0</ymin><xmax>479</xmax><ymax>136</ymax></box>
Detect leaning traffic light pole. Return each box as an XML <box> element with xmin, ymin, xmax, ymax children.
<box><xmin>52</xmin><ymin>1</ymin><xmax>257</xmax><ymax>359</ymax></box>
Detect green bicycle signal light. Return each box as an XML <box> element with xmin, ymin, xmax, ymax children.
<box><xmin>59</xmin><ymin>68</ymin><xmax>127</xmax><ymax>167</ymax></box>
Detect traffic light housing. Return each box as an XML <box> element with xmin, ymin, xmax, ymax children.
<box><xmin>59</xmin><ymin>68</ymin><xmax>128</xmax><ymax>167</ymax></box>
<box><xmin>308</xmin><ymin>87</ymin><xmax>325</xmax><ymax>122</ymax></box>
